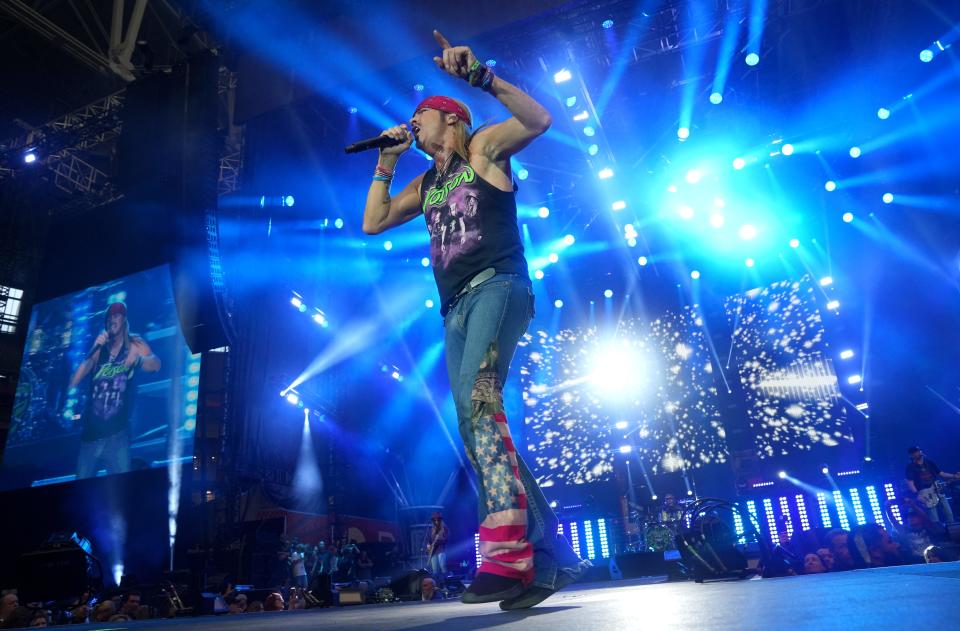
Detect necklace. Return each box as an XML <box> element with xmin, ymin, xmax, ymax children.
<box><xmin>433</xmin><ymin>152</ymin><xmax>456</xmax><ymax>187</ymax></box>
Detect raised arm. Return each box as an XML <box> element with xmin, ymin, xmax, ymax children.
<box><xmin>362</xmin><ymin>125</ymin><xmax>424</xmax><ymax>235</ymax></box>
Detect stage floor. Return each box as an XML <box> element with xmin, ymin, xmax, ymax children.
<box><xmin>83</xmin><ymin>561</ymin><xmax>960</xmax><ymax>630</ymax></box>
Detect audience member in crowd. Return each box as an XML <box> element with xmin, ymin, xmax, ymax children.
<box><xmin>107</xmin><ymin>614</ymin><xmax>131</xmax><ymax>623</ymax></box>
<box><xmin>92</xmin><ymin>601</ymin><xmax>116</xmax><ymax>622</ymax></box>
<box><xmin>852</xmin><ymin>524</ymin><xmax>902</xmax><ymax>568</ymax></box>
<box><xmin>227</xmin><ymin>593</ymin><xmax>248</xmax><ymax>614</ymax></box>
<box><xmin>421</xmin><ymin>578</ymin><xmax>440</xmax><ymax>601</ymax></box>
<box><xmin>825</xmin><ymin>529</ymin><xmax>856</xmax><ymax>571</ymax></box>
<box><xmin>802</xmin><ymin>553</ymin><xmax>827</xmax><ymax>574</ymax></box>
<box><xmin>890</xmin><ymin>509</ymin><xmax>937</xmax><ymax>563</ymax></box>
<box><xmin>264</xmin><ymin>593</ymin><xmax>285</xmax><ymax>612</ymax></box>
<box><xmin>0</xmin><ymin>593</ymin><xmax>19</xmax><ymax>626</ymax></box>
<box><xmin>28</xmin><ymin>611</ymin><xmax>48</xmax><ymax>627</ymax></box>
<box><xmin>247</xmin><ymin>600</ymin><xmax>264</xmax><ymax>613</ymax></box>
<box><xmin>815</xmin><ymin>547</ymin><xmax>835</xmax><ymax>571</ymax></box>
<box><xmin>119</xmin><ymin>591</ymin><xmax>141</xmax><ymax>618</ymax></box>
<box><xmin>923</xmin><ymin>545</ymin><xmax>947</xmax><ymax>563</ymax></box>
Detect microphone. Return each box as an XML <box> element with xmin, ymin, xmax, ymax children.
<box><xmin>344</xmin><ymin>134</ymin><xmax>404</xmax><ymax>154</ymax></box>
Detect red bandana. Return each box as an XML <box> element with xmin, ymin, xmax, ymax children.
<box><xmin>414</xmin><ymin>96</ymin><xmax>472</xmax><ymax>127</ymax></box>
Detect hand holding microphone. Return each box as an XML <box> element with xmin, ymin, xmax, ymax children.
<box><xmin>86</xmin><ymin>331</ymin><xmax>109</xmax><ymax>359</ymax></box>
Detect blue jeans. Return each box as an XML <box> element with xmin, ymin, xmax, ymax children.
<box><xmin>429</xmin><ymin>551</ymin><xmax>447</xmax><ymax>584</ymax></box>
<box><xmin>77</xmin><ymin>429</ymin><xmax>130</xmax><ymax>479</ymax></box>
<box><xmin>444</xmin><ymin>273</ymin><xmax>583</xmax><ymax>589</ymax></box>
<box><xmin>927</xmin><ymin>492</ymin><xmax>955</xmax><ymax>523</ymax></box>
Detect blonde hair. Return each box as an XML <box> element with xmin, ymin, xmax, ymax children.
<box><xmin>447</xmin><ymin>97</ymin><xmax>474</xmax><ymax>162</ymax></box>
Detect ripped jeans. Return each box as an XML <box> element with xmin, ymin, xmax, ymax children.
<box><xmin>444</xmin><ymin>273</ymin><xmax>583</xmax><ymax>589</ymax></box>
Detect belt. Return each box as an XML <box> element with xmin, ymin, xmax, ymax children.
<box><xmin>445</xmin><ymin>267</ymin><xmax>496</xmax><ymax>314</ymax></box>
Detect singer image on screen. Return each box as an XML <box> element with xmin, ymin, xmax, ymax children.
<box><xmin>68</xmin><ymin>301</ymin><xmax>161</xmax><ymax>478</ymax></box>
<box><xmin>361</xmin><ymin>30</ymin><xmax>588</xmax><ymax>609</ymax></box>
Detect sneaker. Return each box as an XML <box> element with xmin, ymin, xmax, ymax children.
<box><xmin>461</xmin><ymin>573</ymin><xmax>526</xmax><ymax>604</ymax></box>
<box><xmin>498</xmin><ymin>559</ymin><xmax>592</xmax><ymax>610</ymax></box>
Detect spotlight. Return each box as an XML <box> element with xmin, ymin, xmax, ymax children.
<box><xmin>517</xmin><ymin>168</ymin><xmax>529</xmax><ymax>180</ymax></box>
<box><xmin>612</xmin><ymin>200</ymin><xmax>627</xmax><ymax>211</ymax></box>
<box><xmin>413</xmin><ymin>83</ymin><xmax>424</xmax><ymax>91</ymax></box>
<box><xmin>285</xmin><ymin>392</ymin><xmax>300</xmax><ymax>406</ymax></box>
<box><xmin>745</xmin><ymin>258</ymin><xmax>755</xmax><ymax>268</ymax></box>
<box><xmin>824</xmin><ymin>180</ymin><xmax>837</xmax><ymax>192</ymax></box>
<box><xmin>789</xmin><ymin>238</ymin><xmax>800</xmax><ymax>248</ymax></box>
<box><xmin>23</xmin><ymin>149</ymin><xmax>38</xmax><ymax>164</ymax></box>
<box><xmin>821</xmin><ymin>466</ymin><xmax>829</xmax><ymax>475</ymax></box>
<box><xmin>534</xmin><ymin>269</ymin><xmax>545</xmax><ymax>280</ymax></box>
<box><xmin>626</xmin><ymin>237</ymin><xmax>637</xmax><ymax>247</ymax></box>
<box><xmin>651</xmin><ymin>495</ymin><xmax>659</xmax><ymax>501</ymax></box>
<box><xmin>713</xmin><ymin>197</ymin><xmax>726</xmax><ymax>208</ymax></box>
<box><xmin>284</xmin><ymin>195</ymin><xmax>295</xmax><ymax>207</ymax></box>
<box><xmin>687</xmin><ymin>490</ymin><xmax>693</xmax><ymax>496</ymax></box>
<box><xmin>847</xmin><ymin>374</ymin><xmax>862</xmax><ymax>385</ymax></box>
<box><xmin>778</xmin><ymin>470</ymin><xmax>787</xmax><ymax>479</ymax></box>
<box><xmin>638</xmin><ymin>256</ymin><xmax>648</xmax><ymax>266</ymax></box>
<box><xmin>738</xmin><ymin>224</ymin><xmax>757</xmax><ymax>240</ymax></box>
<box><xmin>745</xmin><ymin>53</ymin><xmax>760</xmax><ymax>66</ymax></box>
<box><xmin>864</xmin><ymin>456</ymin><xmax>873</xmax><ymax>462</ymax></box>
<box><xmin>384</xmin><ymin>240</ymin><xmax>393</xmax><ymax>251</ymax></box>
<box><xmin>565</xmin><ymin>96</ymin><xmax>578</xmax><ymax>107</ymax></box>
<box><xmin>485</xmin><ymin>59</ymin><xmax>497</xmax><ymax>67</ymax></box>
<box><xmin>334</xmin><ymin>218</ymin><xmax>344</xmax><ymax>229</ymax></box>
<box><xmin>690</xmin><ymin>270</ymin><xmax>701</xmax><ymax>280</ymax></box>
<box><xmin>548</xmin><ymin>253</ymin><xmax>559</xmax><ymax>263</ymax></box>
<box><xmin>842</xmin><ymin>212</ymin><xmax>854</xmax><ymax>223</ymax></box>
<box><xmin>732</xmin><ymin>157</ymin><xmax>746</xmax><ymax>170</ymax></box>
<box><xmin>312</xmin><ymin>312</ymin><xmax>327</xmax><ymax>326</ymax></box>
<box><xmin>709</xmin><ymin>213</ymin><xmax>725</xmax><ymax>228</ymax></box>
<box><xmin>826</xmin><ymin>300</ymin><xmax>840</xmax><ymax>310</ymax></box>
<box><xmin>573</xmin><ymin>111</ymin><xmax>589</xmax><ymax>122</ymax></box>
<box><xmin>598</xmin><ymin>168</ymin><xmax>614</xmax><ymax>179</ymax></box>
<box><xmin>348</xmin><ymin>106</ymin><xmax>358</xmax><ymax>114</ymax></box>
<box><xmin>615</xmin><ymin>421</ymin><xmax>628</xmax><ymax>429</ymax></box>
<box><xmin>583</xmin><ymin>126</ymin><xmax>596</xmax><ymax>137</ymax></box>
<box><xmin>685</xmin><ymin>169</ymin><xmax>702</xmax><ymax>184</ymax></box>
<box><xmin>919</xmin><ymin>49</ymin><xmax>933</xmax><ymax>63</ymax></box>
<box><xmin>678</xmin><ymin>205</ymin><xmax>694</xmax><ymax>220</ymax></box>
<box><xmin>421</xmin><ymin>257</ymin><xmax>430</xmax><ymax>267</ymax></box>
<box><xmin>602</xmin><ymin>19</ymin><xmax>614</xmax><ymax>29</ymax></box>
<box><xmin>538</xmin><ymin>206</ymin><xmax>550</xmax><ymax>218</ymax></box>
<box><xmin>709</xmin><ymin>92</ymin><xmax>723</xmax><ymax>105</ymax></box>
<box><xmin>563</xmin><ymin>234</ymin><xmax>575</xmax><ymax>245</ymax></box>
<box><xmin>619</xmin><ymin>445</ymin><xmax>632</xmax><ymax>454</ymax></box>
<box><xmin>554</xmin><ymin>69</ymin><xmax>572</xmax><ymax>83</ymax></box>
<box><xmin>425</xmin><ymin>299</ymin><xmax>434</xmax><ymax>308</ymax></box>
<box><xmin>603</xmin><ymin>289</ymin><xmax>613</xmax><ymax>298</ymax></box>
<box><xmin>849</xmin><ymin>147</ymin><xmax>861</xmax><ymax>158</ymax></box>
<box><xmin>587</xmin><ymin>144</ymin><xmax>599</xmax><ymax>155</ymax></box>
<box><xmin>290</xmin><ymin>296</ymin><xmax>303</xmax><ymax>308</ymax></box>
<box><xmin>877</xmin><ymin>108</ymin><xmax>890</xmax><ymax>120</ymax></box>
<box><xmin>840</xmin><ymin>349</ymin><xmax>854</xmax><ymax>359</ymax></box>
<box><xmin>882</xmin><ymin>193</ymin><xmax>893</xmax><ymax>204</ymax></box>
<box><xmin>677</xmin><ymin>127</ymin><xmax>690</xmax><ymax>140</ymax></box>
<box><xmin>554</xmin><ymin>299</ymin><xmax>563</xmax><ymax>308</ymax></box>
<box><xmin>781</xmin><ymin>143</ymin><xmax>794</xmax><ymax>156</ymax></box>
<box><xmin>819</xmin><ymin>276</ymin><xmax>833</xmax><ymax>286</ymax></box>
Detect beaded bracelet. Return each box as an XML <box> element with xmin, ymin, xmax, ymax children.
<box><xmin>372</xmin><ymin>174</ymin><xmax>392</xmax><ymax>183</ymax></box>
<box><xmin>375</xmin><ymin>165</ymin><xmax>394</xmax><ymax>177</ymax></box>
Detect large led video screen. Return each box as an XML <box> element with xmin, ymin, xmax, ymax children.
<box><xmin>519</xmin><ymin>307</ymin><xmax>729</xmax><ymax>487</ymax></box>
<box><xmin>2</xmin><ymin>265</ymin><xmax>200</xmax><ymax>490</ymax></box>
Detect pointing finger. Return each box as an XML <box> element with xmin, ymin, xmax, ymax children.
<box><xmin>433</xmin><ymin>29</ymin><xmax>452</xmax><ymax>50</ymax></box>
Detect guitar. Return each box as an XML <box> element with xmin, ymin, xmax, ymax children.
<box><xmin>916</xmin><ymin>480</ymin><xmax>947</xmax><ymax>509</ymax></box>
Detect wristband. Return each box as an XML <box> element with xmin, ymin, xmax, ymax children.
<box><xmin>375</xmin><ymin>165</ymin><xmax>394</xmax><ymax>177</ymax></box>
<box><xmin>373</xmin><ymin>174</ymin><xmax>392</xmax><ymax>182</ymax></box>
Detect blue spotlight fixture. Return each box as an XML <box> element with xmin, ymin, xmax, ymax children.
<box><xmin>573</xmin><ymin>111</ymin><xmax>589</xmax><ymax>122</ymax></box>
<box><xmin>732</xmin><ymin>157</ymin><xmax>746</xmax><ymax>170</ymax></box>
<box><xmin>919</xmin><ymin>49</ymin><xmax>933</xmax><ymax>62</ymax></box>
<box><xmin>421</xmin><ymin>257</ymin><xmax>430</xmax><ymax>267</ymax></box>
<box><xmin>602</xmin><ymin>19</ymin><xmax>614</xmax><ymax>29</ymax></box>
<box><xmin>781</xmin><ymin>143</ymin><xmax>794</xmax><ymax>156</ymax></box>
<box><xmin>611</xmin><ymin>200</ymin><xmax>626</xmax><ymax>211</ymax></box>
<box><xmin>548</xmin><ymin>253</ymin><xmax>559</xmax><ymax>263</ymax></box>
<box><xmin>789</xmin><ymin>238</ymin><xmax>800</xmax><ymax>248</ymax></box>
<box><xmin>554</xmin><ymin>69</ymin><xmax>572</xmax><ymax>83</ymax></box>
<box><xmin>778</xmin><ymin>470</ymin><xmax>787</xmax><ymax>479</ymax></box>
<box><xmin>637</xmin><ymin>256</ymin><xmax>648</xmax><ymax>266</ymax></box>
<box><xmin>413</xmin><ymin>83</ymin><xmax>424</xmax><ymax>91</ymax></box>
<box><xmin>824</xmin><ymin>180</ymin><xmax>837</xmax><ymax>192</ymax></box>
<box><xmin>334</xmin><ymin>218</ymin><xmax>344</xmax><ymax>229</ymax></box>
<box><xmin>538</xmin><ymin>206</ymin><xmax>550</xmax><ymax>218</ymax></box>
<box><xmin>598</xmin><ymin>168</ymin><xmax>614</xmax><ymax>179</ymax></box>
<box><xmin>284</xmin><ymin>195</ymin><xmax>295</xmax><ymax>207</ymax></box>
<box><xmin>840</xmin><ymin>349</ymin><xmax>855</xmax><ymax>359</ymax></box>
<box><xmin>554</xmin><ymin>299</ymin><xmax>564</xmax><ymax>308</ymax></box>
<box><xmin>563</xmin><ymin>234</ymin><xmax>576</xmax><ymax>246</ymax></box>
<box><xmin>384</xmin><ymin>240</ymin><xmax>393</xmax><ymax>251</ymax></box>
<box><xmin>618</xmin><ymin>445</ymin><xmax>632</xmax><ymax>454</ymax></box>
<box><xmin>842</xmin><ymin>212</ymin><xmax>854</xmax><ymax>223</ymax></box>
<box><xmin>485</xmin><ymin>59</ymin><xmax>497</xmax><ymax>67</ymax></box>
<box><xmin>848</xmin><ymin>374</ymin><xmax>862</xmax><ymax>385</ymax></box>
<box><xmin>745</xmin><ymin>53</ymin><xmax>760</xmax><ymax>66</ymax></box>
<box><xmin>348</xmin><ymin>106</ymin><xmax>358</xmax><ymax>114</ymax></box>
<box><xmin>425</xmin><ymin>299</ymin><xmax>434</xmax><ymax>309</ymax></box>
<box><xmin>517</xmin><ymin>168</ymin><xmax>529</xmax><ymax>180</ymax></box>
<box><xmin>882</xmin><ymin>193</ymin><xmax>893</xmax><ymax>204</ymax></box>
<box><xmin>587</xmin><ymin>144</ymin><xmax>599</xmax><ymax>156</ymax></box>
<box><xmin>534</xmin><ymin>269</ymin><xmax>545</xmax><ymax>280</ymax></box>
<box><xmin>745</xmin><ymin>258</ymin><xmax>755</xmax><ymax>268</ymax></box>
<box><xmin>826</xmin><ymin>299</ymin><xmax>840</xmax><ymax>310</ymax></box>
<box><xmin>583</xmin><ymin>126</ymin><xmax>596</xmax><ymax>137</ymax></box>
<box><xmin>603</xmin><ymin>289</ymin><xmax>613</xmax><ymax>298</ymax></box>
<box><xmin>23</xmin><ymin>149</ymin><xmax>38</xmax><ymax>164</ymax></box>
<box><xmin>738</xmin><ymin>224</ymin><xmax>757</xmax><ymax>240</ymax></box>
<box><xmin>709</xmin><ymin>92</ymin><xmax>723</xmax><ymax>105</ymax></box>
<box><xmin>690</xmin><ymin>270</ymin><xmax>701</xmax><ymax>280</ymax></box>
<box><xmin>820</xmin><ymin>276</ymin><xmax>833</xmax><ymax>286</ymax></box>
<box><xmin>685</xmin><ymin>169</ymin><xmax>702</xmax><ymax>184</ymax></box>
<box><xmin>877</xmin><ymin>108</ymin><xmax>890</xmax><ymax>120</ymax></box>
<box><xmin>849</xmin><ymin>146</ymin><xmax>862</xmax><ymax>158</ymax></box>
<box><xmin>565</xmin><ymin>96</ymin><xmax>578</xmax><ymax>108</ymax></box>
<box><xmin>677</xmin><ymin>127</ymin><xmax>690</xmax><ymax>140</ymax></box>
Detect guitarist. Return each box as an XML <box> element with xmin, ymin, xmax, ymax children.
<box><xmin>905</xmin><ymin>446</ymin><xmax>959</xmax><ymax>523</ymax></box>
<box><xmin>425</xmin><ymin>511</ymin><xmax>449</xmax><ymax>588</ymax></box>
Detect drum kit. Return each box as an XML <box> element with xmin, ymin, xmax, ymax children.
<box><xmin>625</xmin><ymin>498</ymin><xmax>694</xmax><ymax>553</ymax></box>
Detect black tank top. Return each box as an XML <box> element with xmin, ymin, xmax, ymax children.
<box><xmin>81</xmin><ymin>340</ymin><xmax>136</xmax><ymax>441</ymax></box>
<box><xmin>419</xmin><ymin>153</ymin><xmax>528</xmax><ymax>314</ymax></box>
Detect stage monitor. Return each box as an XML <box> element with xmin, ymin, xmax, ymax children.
<box><xmin>2</xmin><ymin>265</ymin><xmax>200</xmax><ymax>491</ymax></box>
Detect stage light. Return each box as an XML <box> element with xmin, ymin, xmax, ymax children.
<box><xmin>781</xmin><ymin>143</ymin><xmax>794</xmax><ymax>156</ymax></box>
<box><xmin>667</xmin><ymin>184</ymin><xmax>677</xmax><ymax>193</ymax></box>
<box><xmin>538</xmin><ymin>206</ymin><xmax>550</xmax><ymax>218</ymax></box>
<box><xmin>847</xmin><ymin>374</ymin><xmax>862</xmax><ymax>385</ymax></box>
<box><xmin>638</xmin><ymin>256</ymin><xmax>648</xmax><ymax>266</ymax></box>
<box><xmin>554</xmin><ymin>299</ymin><xmax>563</xmax><ymax>308</ymax></box>
<box><xmin>554</xmin><ymin>69</ymin><xmax>572</xmax><ymax>83</ymax></box>
<box><xmin>312</xmin><ymin>312</ymin><xmax>326</xmax><ymax>326</ymax></box>
<box><xmin>573</xmin><ymin>111</ymin><xmax>589</xmax><ymax>122</ymax></box>
<box><xmin>619</xmin><ymin>445</ymin><xmax>632</xmax><ymax>454</ymax></box>
<box><xmin>651</xmin><ymin>495</ymin><xmax>658</xmax><ymax>501</ymax></box>
<box><xmin>421</xmin><ymin>257</ymin><xmax>430</xmax><ymax>267</ymax></box>
<box><xmin>826</xmin><ymin>300</ymin><xmax>840</xmax><ymax>310</ymax></box>
<box><xmin>778</xmin><ymin>470</ymin><xmax>787</xmax><ymax>479</ymax></box>
<box><xmin>23</xmin><ymin>150</ymin><xmax>38</xmax><ymax>164</ymax></box>
<box><xmin>285</xmin><ymin>392</ymin><xmax>300</xmax><ymax>406</ymax></box>
<box><xmin>413</xmin><ymin>83</ymin><xmax>424</xmax><ymax>91</ymax></box>
<box><xmin>877</xmin><ymin>108</ymin><xmax>890</xmax><ymax>120</ymax></box>
<box><xmin>603</xmin><ymin>289</ymin><xmax>613</xmax><ymax>298</ymax></box>
<box><xmin>548</xmin><ymin>253</ymin><xmax>559</xmax><ymax>263</ymax></box>
<box><xmin>840</xmin><ymin>349</ymin><xmax>854</xmax><ymax>359</ymax></box>
<box><xmin>864</xmin><ymin>456</ymin><xmax>872</xmax><ymax>462</ymax></box>
<box><xmin>882</xmin><ymin>193</ymin><xmax>893</xmax><ymax>204</ymax></box>
<box><xmin>334</xmin><ymin>218</ymin><xmax>344</xmax><ymax>229</ymax></box>
<box><xmin>626</xmin><ymin>237</ymin><xmax>637</xmax><ymax>247</ymax></box>
<box><xmin>602</xmin><ymin>19</ymin><xmax>614</xmax><ymax>29</ymax></box>
<box><xmin>738</xmin><ymin>224</ymin><xmax>757</xmax><ymax>240</ymax></box>
<box><xmin>563</xmin><ymin>234</ymin><xmax>575</xmax><ymax>245</ymax></box>
<box><xmin>789</xmin><ymin>238</ymin><xmax>800</xmax><ymax>248</ymax></box>
<box><xmin>819</xmin><ymin>276</ymin><xmax>833</xmax><ymax>286</ymax></box>
<box><xmin>732</xmin><ymin>157</ymin><xmax>746</xmax><ymax>170</ymax></box>
<box><xmin>348</xmin><ymin>106</ymin><xmax>358</xmax><ymax>114</ymax></box>
<box><xmin>679</xmin><ymin>205</ymin><xmax>694</xmax><ymax>220</ymax></box>
<box><xmin>598</xmin><ymin>168</ymin><xmax>614</xmax><ymax>179</ymax></box>
<box><xmin>425</xmin><ymin>299</ymin><xmax>434</xmax><ymax>308</ymax></box>
<box><xmin>687</xmin><ymin>490</ymin><xmax>693</xmax><ymax>496</ymax></box>
<box><xmin>685</xmin><ymin>169</ymin><xmax>702</xmax><ymax>184</ymax></box>
<box><xmin>745</xmin><ymin>53</ymin><xmax>759</xmax><ymax>66</ymax></box>
<box><xmin>587</xmin><ymin>144</ymin><xmax>599</xmax><ymax>155</ymax></box>
<box><xmin>291</xmin><ymin>296</ymin><xmax>303</xmax><ymax>308</ymax></box>
<box><xmin>849</xmin><ymin>146</ymin><xmax>861</xmax><ymax>158</ymax></box>
<box><xmin>919</xmin><ymin>49</ymin><xmax>933</xmax><ymax>62</ymax></box>
<box><xmin>284</xmin><ymin>195</ymin><xmax>295</xmax><ymax>207</ymax></box>
<box><xmin>583</xmin><ymin>126</ymin><xmax>596</xmax><ymax>137</ymax></box>
<box><xmin>841</xmin><ymin>212</ymin><xmax>854</xmax><ymax>223</ymax></box>
<box><xmin>612</xmin><ymin>200</ymin><xmax>626</xmax><ymax>211</ymax></box>
<box><xmin>534</xmin><ymin>269</ymin><xmax>545</xmax><ymax>280</ymax></box>
<box><xmin>822</xmin><ymin>466</ymin><xmax>829</xmax><ymax>475</ymax></box>
<box><xmin>690</xmin><ymin>270</ymin><xmax>700</xmax><ymax>280</ymax></box>
<box><xmin>517</xmin><ymin>168</ymin><xmax>529</xmax><ymax>180</ymax></box>
<box><xmin>825</xmin><ymin>181</ymin><xmax>836</xmax><ymax>192</ymax></box>
<box><xmin>677</xmin><ymin>127</ymin><xmax>690</xmax><ymax>140</ymax></box>
<box><xmin>709</xmin><ymin>92</ymin><xmax>723</xmax><ymax>105</ymax></box>
<box><xmin>384</xmin><ymin>240</ymin><xmax>393</xmax><ymax>251</ymax></box>
<box><xmin>615</xmin><ymin>421</ymin><xmax>628</xmax><ymax>429</ymax></box>
<box><xmin>745</xmin><ymin>258</ymin><xmax>755</xmax><ymax>268</ymax></box>
<box><xmin>298</xmin><ymin>303</ymin><xmax>307</xmax><ymax>313</ymax></box>
<box><xmin>485</xmin><ymin>59</ymin><xmax>497</xmax><ymax>67</ymax></box>
<box><xmin>566</xmin><ymin>96</ymin><xmax>578</xmax><ymax>107</ymax></box>
<box><xmin>709</xmin><ymin>213</ymin><xmax>725</xmax><ymax>228</ymax></box>
<box><xmin>713</xmin><ymin>197</ymin><xmax>725</xmax><ymax>208</ymax></box>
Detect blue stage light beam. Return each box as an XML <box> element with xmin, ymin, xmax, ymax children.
<box><xmin>744</xmin><ymin>0</ymin><xmax>768</xmax><ymax>66</ymax></box>
<box><xmin>711</xmin><ymin>0</ymin><xmax>746</xmax><ymax>103</ymax></box>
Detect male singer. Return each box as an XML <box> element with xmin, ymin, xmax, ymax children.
<box><xmin>361</xmin><ymin>31</ymin><xmax>588</xmax><ymax>608</ymax></box>
<box><xmin>68</xmin><ymin>301</ymin><xmax>160</xmax><ymax>478</ymax></box>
